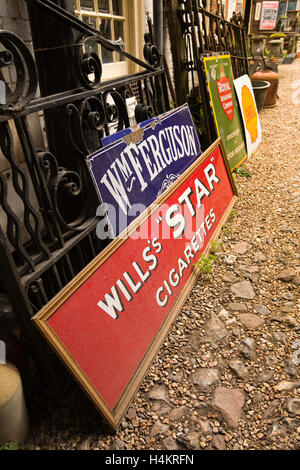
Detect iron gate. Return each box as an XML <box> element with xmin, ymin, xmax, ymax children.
<box><xmin>0</xmin><ymin>0</ymin><xmax>250</xmax><ymax>389</ymax></box>
<box><xmin>0</xmin><ymin>0</ymin><xmax>170</xmax><ymax>387</ymax></box>
<box><xmin>179</xmin><ymin>0</ymin><xmax>249</xmax><ymax>144</ymax></box>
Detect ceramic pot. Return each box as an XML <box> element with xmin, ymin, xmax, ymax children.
<box><xmin>251</xmin><ymin>69</ymin><xmax>279</xmax><ymax>108</ymax></box>
<box><xmin>251</xmin><ymin>80</ymin><xmax>270</xmax><ymax>112</ymax></box>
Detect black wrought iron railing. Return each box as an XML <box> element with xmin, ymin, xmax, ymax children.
<box><xmin>0</xmin><ymin>0</ymin><xmax>170</xmax><ymax>385</ymax></box>
<box><xmin>176</xmin><ymin>0</ymin><xmax>249</xmax><ymax>146</ymax></box>
<box><xmin>180</xmin><ymin>0</ymin><xmax>249</xmax><ymax>81</ymax></box>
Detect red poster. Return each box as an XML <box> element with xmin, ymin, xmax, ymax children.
<box><xmin>33</xmin><ymin>139</ymin><xmax>237</xmax><ymax>429</ymax></box>
<box><xmin>260</xmin><ymin>1</ymin><xmax>279</xmax><ymax>30</ymax></box>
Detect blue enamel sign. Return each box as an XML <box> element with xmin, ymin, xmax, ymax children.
<box><xmin>87</xmin><ymin>104</ymin><xmax>202</xmax><ymax>238</ymax></box>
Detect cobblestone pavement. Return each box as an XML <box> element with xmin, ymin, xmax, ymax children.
<box><xmin>24</xmin><ymin>59</ymin><xmax>300</xmax><ymax>451</ymax></box>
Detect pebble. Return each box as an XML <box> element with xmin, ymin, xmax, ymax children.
<box><xmin>198</xmin><ymin>420</ymin><xmax>212</xmax><ymax>436</ymax></box>
<box><xmin>228</xmin><ymin>360</ymin><xmax>249</xmax><ymax>380</ymax></box>
<box><xmin>286</xmin><ymin>398</ymin><xmax>300</xmax><ymax>416</ymax></box>
<box><xmin>253</xmin><ymin>252</ymin><xmax>266</xmax><ymax>263</ymax></box>
<box><xmin>234</xmin><ymin>265</ymin><xmax>259</xmax><ymax>283</ymax></box>
<box><xmin>222</xmin><ymin>273</ymin><xmax>239</xmax><ymax>283</ymax></box>
<box><xmin>239</xmin><ymin>313</ymin><xmax>264</xmax><ymax>330</ymax></box>
<box><xmin>281</xmin><ymin>292</ymin><xmax>294</xmax><ymax>301</ymax></box>
<box><xmin>163</xmin><ymin>436</ymin><xmax>179</xmax><ymax>450</ymax></box>
<box><xmin>211</xmin><ymin>387</ymin><xmax>245</xmax><ymax>429</ymax></box>
<box><xmin>254</xmin><ymin>304</ymin><xmax>271</xmax><ymax>316</ymax></box>
<box><xmin>237</xmin><ymin>337</ymin><xmax>257</xmax><ymax>361</ymax></box>
<box><xmin>112</xmin><ymin>438</ymin><xmax>125</xmax><ymax>450</ymax></box>
<box><xmin>148</xmin><ymin>385</ymin><xmax>170</xmax><ymax>403</ymax></box>
<box><xmin>274</xmin><ymin>380</ymin><xmax>300</xmax><ymax>392</ymax></box>
<box><xmin>263</xmin><ymin>400</ymin><xmax>280</xmax><ymax>419</ymax></box>
<box><xmin>192</xmin><ymin>368</ymin><xmax>220</xmax><ymax>391</ymax></box>
<box><xmin>224</xmin><ymin>254</ymin><xmax>237</xmax><ymax>265</ymax></box>
<box><xmin>256</xmin><ymin>370</ymin><xmax>274</xmax><ymax>383</ymax></box>
<box><xmin>203</xmin><ymin>313</ymin><xmax>229</xmax><ymax>345</ymax></box>
<box><xmin>272</xmin><ymin>331</ymin><xmax>288</xmax><ymax>346</ymax></box>
<box><xmin>211</xmin><ymin>434</ymin><xmax>226</xmax><ymax>450</ymax></box>
<box><xmin>168</xmin><ymin>406</ymin><xmax>188</xmax><ymax>422</ymax></box>
<box><xmin>292</xmin><ymin>340</ymin><xmax>300</xmax><ymax>350</ymax></box>
<box><xmin>276</xmin><ymin>270</ymin><xmax>297</xmax><ymax>282</ymax></box>
<box><xmin>291</xmin><ymin>349</ymin><xmax>300</xmax><ymax>366</ymax></box>
<box><xmin>232</xmin><ymin>241</ymin><xmax>250</xmax><ymax>255</ymax></box>
<box><xmin>150</xmin><ymin>421</ymin><xmax>169</xmax><ymax>437</ymax></box>
<box><xmin>228</xmin><ymin>302</ymin><xmax>247</xmax><ymax>311</ymax></box>
<box><xmin>185</xmin><ymin>432</ymin><xmax>200</xmax><ymax>450</ymax></box>
<box><xmin>266</xmin><ymin>423</ymin><xmax>286</xmax><ymax>441</ymax></box>
<box><xmin>279</xmin><ymin>303</ymin><xmax>295</xmax><ymax>313</ymax></box>
<box><xmin>231</xmin><ymin>280</ymin><xmax>256</xmax><ymax>300</ymax></box>
<box><xmin>284</xmin><ymin>359</ymin><xmax>298</xmax><ymax>377</ymax></box>
<box><xmin>252</xmin><ymin>392</ymin><xmax>262</xmax><ymax>405</ymax></box>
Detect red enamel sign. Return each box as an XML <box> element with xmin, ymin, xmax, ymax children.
<box><xmin>33</xmin><ymin>139</ymin><xmax>237</xmax><ymax>429</ymax></box>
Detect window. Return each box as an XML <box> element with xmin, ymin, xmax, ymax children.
<box><xmin>73</xmin><ymin>0</ymin><xmax>143</xmax><ymax>80</ymax></box>
<box><xmin>287</xmin><ymin>1</ymin><xmax>297</xmax><ymax>11</ymax></box>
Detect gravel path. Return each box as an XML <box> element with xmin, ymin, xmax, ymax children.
<box><xmin>24</xmin><ymin>60</ymin><xmax>300</xmax><ymax>451</ymax></box>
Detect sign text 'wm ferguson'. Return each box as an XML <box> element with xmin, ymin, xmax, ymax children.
<box><xmin>87</xmin><ymin>104</ymin><xmax>202</xmax><ymax>237</ymax></box>
<box><xmin>97</xmin><ymin>159</ymin><xmax>220</xmax><ymax>320</ymax></box>
<box><xmin>101</xmin><ymin>124</ymin><xmax>197</xmax><ymax>212</ymax></box>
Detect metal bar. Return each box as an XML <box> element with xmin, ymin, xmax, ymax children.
<box><xmin>65</xmin><ymin>253</ymin><xmax>75</xmax><ymax>279</ymax></box>
<box><xmin>88</xmin><ymin>233</ymin><xmax>96</xmax><ymax>259</ymax></box>
<box><xmin>0</xmin><ymin>225</ymin><xmax>61</xmax><ymax>390</ymax></box>
<box><xmin>197</xmin><ymin>6</ymin><xmax>245</xmax><ymax>31</ymax></box>
<box><xmin>153</xmin><ymin>0</ymin><xmax>164</xmax><ymax>59</ymax></box>
<box><xmin>20</xmin><ymin>220</ymin><xmax>98</xmax><ymax>288</ymax></box>
<box><xmin>26</xmin><ymin>0</ymin><xmax>157</xmax><ymax>72</ymax></box>
<box><xmin>187</xmin><ymin>0</ymin><xmax>214</xmax><ymax>144</ymax></box>
<box><xmin>0</xmin><ymin>70</ymin><xmax>167</xmax><ymax>122</ymax></box>
<box><xmin>14</xmin><ymin>116</ymin><xmax>65</xmax><ymax>249</ymax></box>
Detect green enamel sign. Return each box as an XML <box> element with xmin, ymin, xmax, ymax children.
<box><xmin>203</xmin><ymin>55</ymin><xmax>247</xmax><ymax>170</ymax></box>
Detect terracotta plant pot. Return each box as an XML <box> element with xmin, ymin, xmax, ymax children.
<box><xmin>251</xmin><ymin>69</ymin><xmax>279</xmax><ymax>108</ymax></box>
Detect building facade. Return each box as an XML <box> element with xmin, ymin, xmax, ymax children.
<box><xmin>248</xmin><ymin>0</ymin><xmax>300</xmax><ymax>35</ymax></box>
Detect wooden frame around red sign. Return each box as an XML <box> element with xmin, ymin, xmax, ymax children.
<box><xmin>33</xmin><ymin>138</ymin><xmax>238</xmax><ymax>430</ymax></box>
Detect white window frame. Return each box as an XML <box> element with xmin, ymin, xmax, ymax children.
<box><xmin>73</xmin><ymin>0</ymin><xmax>145</xmax><ymax>81</ymax></box>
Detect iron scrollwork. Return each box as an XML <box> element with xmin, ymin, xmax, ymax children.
<box><xmin>0</xmin><ymin>30</ymin><xmax>38</xmax><ymax>112</ymax></box>
<box><xmin>143</xmin><ymin>33</ymin><xmax>160</xmax><ymax>68</ymax></box>
<box><xmin>76</xmin><ymin>36</ymin><xmax>103</xmax><ymax>90</ymax></box>
<box><xmin>143</xmin><ymin>16</ymin><xmax>160</xmax><ymax>68</ymax></box>
<box><xmin>38</xmin><ymin>149</ymin><xmax>95</xmax><ymax>233</ymax></box>
<box><xmin>0</xmin><ymin>121</ymin><xmax>50</xmax><ymax>263</ymax></box>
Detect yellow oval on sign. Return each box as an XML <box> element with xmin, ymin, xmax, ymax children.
<box><xmin>241</xmin><ymin>85</ymin><xmax>258</xmax><ymax>144</ymax></box>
